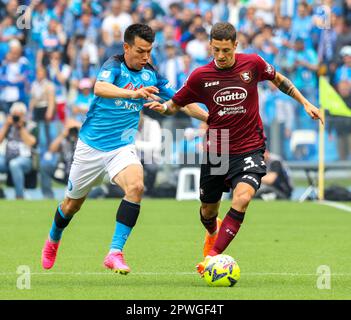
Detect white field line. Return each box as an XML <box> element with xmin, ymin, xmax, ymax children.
<box><xmin>0</xmin><ymin>271</ymin><xmax>350</xmax><ymax>276</ymax></box>
<box><xmin>317</xmin><ymin>200</ymin><xmax>351</xmax><ymax>213</ymax></box>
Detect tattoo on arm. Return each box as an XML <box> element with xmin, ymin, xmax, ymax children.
<box><xmin>278</xmin><ymin>77</ymin><xmax>296</xmax><ymax>97</ymax></box>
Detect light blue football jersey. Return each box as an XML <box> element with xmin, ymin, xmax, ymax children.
<box><xmin>79</xmin><ymin>55</ymin><xmax>175</xmax><ymax>151</ymax></box>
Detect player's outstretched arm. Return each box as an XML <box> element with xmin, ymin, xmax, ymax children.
<box><xmin>181</xmin><ymin>103</ymin><xmax>208</xmax><ymax>122</ymax></box>
<box><xmin>94</xmin><ymin>81</ymin><xmax>159</xmax><ymax>99</ymax></box>
<box><xmin>271</xmin><ymin>72</ymin><xmax>324</xmax><ymax>124</ymax></box>
<box><xmin>144</xmin><ymin>100</ymin><xmax>208</xmax><ymax>122</ymax></box>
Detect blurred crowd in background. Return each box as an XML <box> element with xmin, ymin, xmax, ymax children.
<box><xmin>0</xmin><ymin>0</ymin><xmax>350</xmax><ymax>199</ymax></box>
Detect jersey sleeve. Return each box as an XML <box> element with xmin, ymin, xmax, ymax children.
<box><xmin>255</xmin><ymin>55</ymin><xmax>276</xmax><ymax>82</ymax></box>
<box><xmin>96</xmin><ymin>58</ymin><xmax>121</xmax><ymax>84</ymax></box>
<box><xmin>171</xmin><ymin>70</ymin><xmax>202</xmax><ymax>107</ymax></box>
<box><xmin>155</xmin><ymin>71</ymin><xmax>176</xmax><ymax>101</ymax></box>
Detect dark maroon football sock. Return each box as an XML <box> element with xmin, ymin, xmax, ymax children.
<box><xmin>199</xmin><ymin>208</ymin><xmax>217</xmax><ymax>235</ymax></box>
<box><xmin>208</xmin><ymin>208</ymin><xmax>245</xmax><ymax>256</ymax></box>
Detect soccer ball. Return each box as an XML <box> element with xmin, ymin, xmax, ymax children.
<box><xmin>203</xmin><ymin>254</ymin><xmax>240</xmax><ymax>287</ymax></box>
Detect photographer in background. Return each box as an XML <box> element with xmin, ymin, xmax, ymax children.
<box><xmin>40</xmin><ymin>118</ymin><xmax>81</xmax><ymax>199</ymax></box>
<box><xmin>255</xmin><ymin>149</ymin><xmax>294</xmax><ymax>200</ymax></box>
<box><xmin>0</xmin><ymin>102</ymin><xmax>37</xmax><ymax>199</ymax></box>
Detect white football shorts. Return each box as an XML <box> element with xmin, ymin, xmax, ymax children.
<box><xmin>66</xmin><ymin>139</ymin><xmax>141</xmax><ymax>199</ymax></box>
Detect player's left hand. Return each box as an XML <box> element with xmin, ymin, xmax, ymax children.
<box><xmin>304</xmin><ymin>102</ymin><xmax>324</xmax><ymax>125</ymax></box>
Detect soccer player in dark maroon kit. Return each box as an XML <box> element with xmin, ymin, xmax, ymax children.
<box><xmin>145</xmin><ymin>22</ymin><xmax>323</xmax><ymax>275</ymax></box>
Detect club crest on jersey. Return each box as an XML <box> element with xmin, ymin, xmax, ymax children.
<box><xmin>265</xmin><ymin>63</ymin><xmax>274</xmax><ymax>75</ymax></box>
<box><xmin>240</xmin><ymin>71</ymin><xmax>252</xmax><ymax>83</ymax></box>
<box><xmin>141</xmin><ymin>71</ymin><xmax>151</xmax><ymax>81</ymax></box>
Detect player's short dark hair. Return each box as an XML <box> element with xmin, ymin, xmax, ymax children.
<box><xmin>210</xmin><ymin>22</ymin><xmax>237</xmax><ymax>42</ymax></box>
<box><xmin>124</xmin><ymin>24</ymin><xmax>155</xmax><ymax>45</ymax></box>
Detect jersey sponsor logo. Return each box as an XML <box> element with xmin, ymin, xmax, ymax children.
<box><xmin>217</xmin><ymin>106</ymin><xmax>246</xmax><ymax>116</ymax></box>
<box><xmin>213</xmin><ymin>87</ymin><xmax>248</xmax><ymax>106</ymax></box>
<box><xmin>123</xmin><ymin>82</ymin><xmax>143</xmax><ymax>91</ymax></box>
<box><xmin>100</xmin><ymin>70</ymin><xmax>111</xmax><ymax>79</ymax></box>
<box><xmin>124</xmin><ymin>101</ymin><xmax>142</xmax><ymax>111</ymax></box>
<box><xmin>240</xmin><ymin>71</ymin><xmax>252</xmax><ymax>83</ymax></box>
<box><xmin>204</xmin><ymin>81</ymin><xmax>219</xmax><ymax>87</ymax></box>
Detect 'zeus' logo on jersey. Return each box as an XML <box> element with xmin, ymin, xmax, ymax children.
<box><xmin>204</xmin><ymin>81</ymin><xmax>219</xmax><ymax>87</ymax></box>
<box><xmin>213</xmin><ymin>87</ymin><xmax>247</xmax><ymax>106</ymax></box>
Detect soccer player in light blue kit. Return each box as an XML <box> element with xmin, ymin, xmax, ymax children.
<box><xmin>41</xmin><ymin>24</ymin><xmax>208</xmax><ymax>273</ymax></box>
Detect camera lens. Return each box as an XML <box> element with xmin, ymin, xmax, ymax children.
<box><xmin>12</xmin><ymin>115</ymin><xmax>20</xmax><ymax>123</ymax></box>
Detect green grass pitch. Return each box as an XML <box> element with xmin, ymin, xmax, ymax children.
<box><xmin>0</xmin><ymin>199</ymin><xmax>350</xmax><ymax>300</ymax></box>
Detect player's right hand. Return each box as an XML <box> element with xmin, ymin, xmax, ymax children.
<box><xmin>131</xmin><ymin>86</ymin><xmax>159</xmax><ymax>100</ymax></box>
<box><xmin>143</xmin><ymin>101</ymin><xmax>166</xmax><ymax>113</ymax></box>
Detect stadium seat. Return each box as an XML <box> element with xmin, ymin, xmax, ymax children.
<box><xmin>176</xmin><ymin>167</ymin><xmax>200</xmax><ymax>201</ymax></box>
<box><xmin>290</xmin><ymin>129</ymin><xmax>317</xmax><ymax>161</ymax></box>
<box><xmin>6</xmin><ymin>169</ymin><xmax>38</xmax><ymax>189</ymax></box>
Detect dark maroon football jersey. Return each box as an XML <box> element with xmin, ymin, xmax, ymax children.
<box><xmin>172</xmin><ymin>53</ymin><xmax>276</xmax><ymax>154</ymax></box>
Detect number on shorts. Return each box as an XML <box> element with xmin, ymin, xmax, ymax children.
<box><xmin>243</xmin><ymin>156</ymin><xmax>257</xmax><ymax>171</ymax></box>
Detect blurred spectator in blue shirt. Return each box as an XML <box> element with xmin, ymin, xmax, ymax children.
<box><xmin>47</xmin><ymin>50</ymin><xmax>71</xmax><ymax>123</ymax></box>
<box><xmin>0</xmin><ymin>40</ymin><xmax>30</xmax><ymax>113</ymax></box>
<box><xmin>29</xmin><ymin>65</ymin><xmax>55</xmax><ymax>150</ymax></box>
<box><xmin>185</xmin><ymin>27</ymin><xmax>210</xmax><ymax>68</ymax></box>
<box><xmin>334</xmin><ymin>46</ymin><xmax>351</xmax><ymax>86</ymax></box>
<box><xmin>70</xmin><ymin>78</ymin><xmax>93</xmax><ymax>124</ymax></box>
<box><xmin>164</xmin><ymin>2</ymin><xmax>182</xmax><ymax>26</ymax></box>
<box><xmin>317</xmin><ymin>10</ymin><xmax>339</xmax><ymax>76</ymax></box>
<box><xmin>0</xmin><ymin>16</ymin><xmax>25</xmax><ymax>61</ymax></box>
<box><xmin>184</xmin><ymin>0</ymin><xmax>212</xmax><ymax>16</ymax></box>
<box><xmin>159</xmin><ymin>41</ymin><xmax>184</xmax><ymax>90</ymax></box>
<box><xmin>26</xmin><ymin>0</ymin><xmax>52</xmax><ymax>51</ymax></box>
<box><xmin>67</xmin><ymin>31</ymin><xmax>99</xmax><ymax>69</ymax></box>
<box><xmin>285</xmin><ymin>37</ymin><xmax>318</xmax><ymax>128</ymax></box>
<box><xmin>291</xmin><ymin>2</ymin><xmax>313</xmax><ymax>46</ymax></box>
<box><xmin>75</xmin><ymin>12</ymin><xmax>100</xmax><ymax>44</ymax></box>
<box><xmin>71</xmin><ymin>51</ymin><xmax>97</xmax><ymax>92</ymax></box>
<box><xmin>249</xmin><ymin>0</ymin><xmax>275</xmax><ymax>26</ymax></box>
<box><xmin>251</xmin><ymin>33</ymin><xmax>275</xmax><ymax>66</ymax></box>
<box><xmin>51</xmin><ymin>0</ymin><xmax>75</xmax><ymax>39</ymax></box>
<box><xmin>36</xmin><ymin>19</ymin><xmax>67</xmax><ymax>67</ymax></box>
<box><xmin>101</xmin><ymin>25</ymin><xmax>124</xmax><ymax>63</ymax></box>
<box><xmin>69</xmin><ymin>0</ymin><xmax>103</xmax><ymax>17</ymax></box>
<box><xmin>238</xmin><ymin>6</ymin><xmax>258</xmax><ymax>38</ymax></box>
<box><xmin>331</xmin><ymin>17</ymin><xmax>351</xmax><ymax>72</ymax></box>
<box><xmin>343</xmin><ymin>0</ymin><xmax>351</xmax><ymax>26</ymax></box>
<box><xmin>274</xmin><ymin>15</ymin><xmax>293</xmax><ymax>50</ymax></box>
<box><xmin>261</xmin><ymin>82</ymin><xmax>295</xmax><ymax>159</ymax></box>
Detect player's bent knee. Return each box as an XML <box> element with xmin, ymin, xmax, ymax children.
<box><xmin>233</xmin><ymin>192</ymin><xmax>253</xmax><ymax>209</ymax></box>
<box><xmin>201</xmin><ymin>203</ymin><xmax>218</xmax><ymax>219</ymax></box>
<box><xmin>125</xmin><ymin>182</ymin><xmax>144</xmax><ymax>198</ymax></box>
<box><xmin>62</xmin><ymin>199</ymin><xmax>83</xmax><ymax>215</ymax></box>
